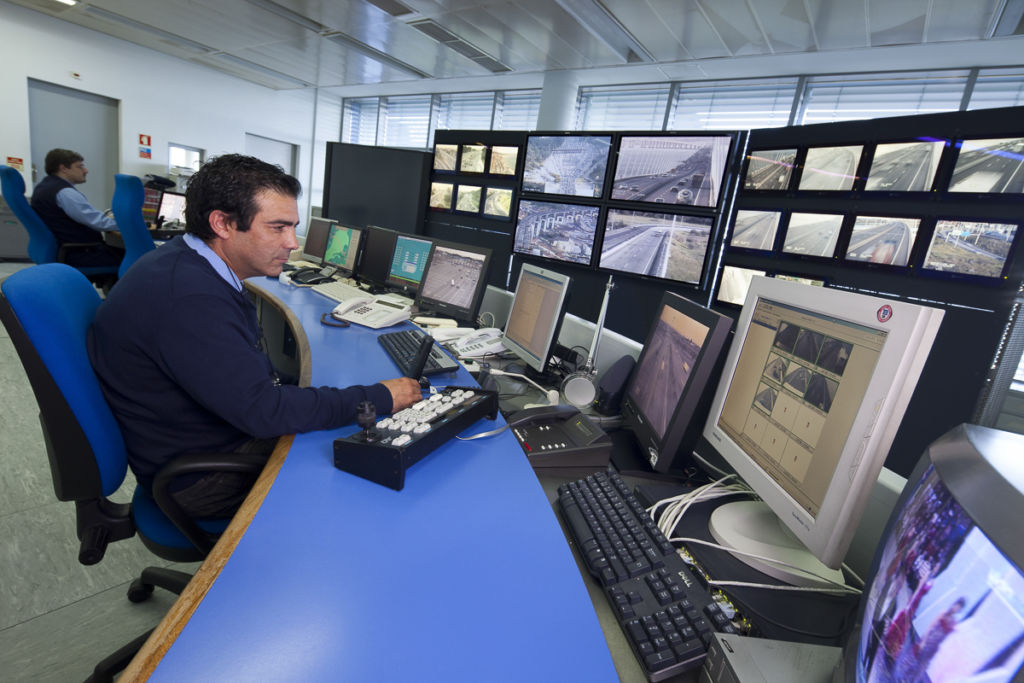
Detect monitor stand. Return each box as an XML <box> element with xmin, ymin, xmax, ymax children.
<box><xmin>708</xmin><ymin>500</ymin><xmax>846</xmax><ymax>589</ymax></box>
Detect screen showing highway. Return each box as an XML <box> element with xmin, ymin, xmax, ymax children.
<box><xmin>798</xmin><ymin>145</ymin><xmax>863</xmax><ymax>191</ymax></box>
<box><xmin>864</xmin><ymin>141</ymin><xmax>945</xmax><ymax>192</ymax></box>
<box><xmin>844</xmin><ymin>216</ymin><xmax>921</xmax><ymax>266</ymax></box>
<box><xmin>433</xmin><ymin>144</ymin><xmax>457</xmax><ymax>172</ymax></box>
<box><xmin>610</xmin><ymin>135</ymin><xmax>731</xmax><ymax>208</ymax></box>
<box><xmin>922</xmin><ymin>220</ymin><xmax>1018</xmax><ymax>278</ymax></box>
<box><xmin>599</xmin><ymin>209</ymin><xmax>712</xmax><ymax>284</ymax></box>
<box><xmin>522</xmin><ymin>135</ymin><xmax>611</xmax><ymax>198</ymax></box>
<box><xmin>743</xmin><ymin>148</ymin><xmax>797</xmax><ymax>191</ymax></box>
<box><xmin>514</xmin><ymin>199</ymin><xmax>599</xmax><ymax>265</ymax></box>
<box><xmin>948</xmin><ymin>137</ymin><xmax>1024</xmax><ymax>193</ymax></box>
<box><xmin>782</xmin><ymin>213</ymin><xmax>844</xmax><ymax>257</ymax></box>
<box><xmin>730</xmin><ymin>210</ymin><xmax>781</xmax><ymax>251</ymax></box>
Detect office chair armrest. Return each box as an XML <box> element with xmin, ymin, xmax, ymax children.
<box><xmin>151</xmin><ymin>454</ymin><xmax>268</xmax><ymax>556</ymax></box>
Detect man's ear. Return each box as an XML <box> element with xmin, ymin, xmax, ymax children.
<box><xmin>207</xmin><ymin>209</ymin><xmax>235</xmax><ymax>240</ymax></box>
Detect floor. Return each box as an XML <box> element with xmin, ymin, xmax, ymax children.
<box><xmin>0</xmin><ymin>261</ymin><xmax>200</xmax><ymax>682</ymax></box>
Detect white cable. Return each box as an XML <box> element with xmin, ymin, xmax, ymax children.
<box><xmin>488</xmin><ymin>368</ymin><xmax>559</xmax><ymax>407</ymax></box>
<box><xmin>706</xmin><ymin>579</ymin><xmax>861</xmax><ymax>595</ymax></box>
<box><xmin>691</xmin><ymin>450</ymin><xmax>733</xmax><ymax>480</ymax></box>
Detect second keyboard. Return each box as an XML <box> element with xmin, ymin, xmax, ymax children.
<box><xmin>378</xmin><ymin>328</ymin><xmax>460</xmax><ymax>377</ymax></box>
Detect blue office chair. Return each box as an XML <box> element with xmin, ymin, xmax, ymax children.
<box><xmin>0</xmin><ymin>263</ymin><xmax>266</xmax><ymax>682</ymax></box>
<box><xmin>111</xmin><ymin>173</ymin><xmax>156</xmax><ymax>278</ymax></box>
<box><xmin>0</xmin><ymin>165</ymin><xmax>120</xmax><ymax>284</ymax></box>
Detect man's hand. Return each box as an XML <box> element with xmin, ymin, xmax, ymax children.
<box><xmin>380</xmin><ymin>377</ymin><xmax>422</xmax><ymax>412</ymax></box>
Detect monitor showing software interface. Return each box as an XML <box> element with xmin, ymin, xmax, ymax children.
<box><xmin>322</xmin><ymin>224</ymin><xmax>362</xmax><ymax>275</ymax></box>
<box><xmin>387</xmin><ymin>234</ymin><xmax>433</xmax><ymax>291</ymax></box>
<box><xmin>158</xmin><ymin>191</ymin><xmax>186</xmax><ymax>224</ymax></box>
<box><xmin>502</xmin><ymin>265</ymin><xmax>571</xmax><ymax>374</ymax></box>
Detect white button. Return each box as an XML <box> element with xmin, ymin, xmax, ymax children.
<box><xmin>377</xmin><ymin>418</ymin><xmax>393</xmax><ymax>430</ymax></box>
<box><xmin>413</xmin><ymin>424</ymin><xmax>430</xmax><ymax>434</ymax></box>
<box><xmin>392</xmin><ymin>434</ymin><xmax>412</xmax><ymax>446</ymax></box>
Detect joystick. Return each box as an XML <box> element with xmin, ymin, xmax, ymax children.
<box><xmin>355</xmin><ymin>400</ymin><xmax>378</xmax><ymax>443</ymax></box>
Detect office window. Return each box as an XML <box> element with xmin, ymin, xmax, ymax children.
<box><xmin>798</xmin><ymin>70</ymin><xmax>970</xmax><ymax>124</ymax></box>
<box><xmin>435</xmin><ymin>91</ymin><xmax>495</xmax><ymax>130</ymax></box>
<box><xmin>168</xmin><ymin>143</ymin><xmax>202</xmax><ymax>172</ymax></box>
<box><xmin>494</xmin><ymin>90</ymin><xmax>541</xmax><ymax>130</ymax></box>
<box><xmin>343</xmin><ymin>97</ymin><xmax>380</xmax><ymax>146</ymax></box>
<box><xmin>379</xmin><ymin>95</ymin><xmax>432</xmax><ymax>149</ymax></box>
<box><xmin>669</xmin><ymin>77</ymin><xmax>800</xmax><ymax>130</ymax></box>
<box><xmin>968</xmin><ymin>66</ymin><xmax>1024</xmax><ymax>110</ymax></box>
<box><xmin>576</xmin><ymin>84</ymin><xmax>671</xmax><ymax>131</ymax></box>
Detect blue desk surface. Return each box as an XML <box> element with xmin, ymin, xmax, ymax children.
<box><xmin>146</xmin><ymin>278</ymin><xmax>617</xmax><ymax>681</ymax></box>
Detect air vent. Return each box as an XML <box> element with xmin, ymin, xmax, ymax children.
<box><xmin>365</xmin><ymin>0</ymin><xmax>415</xmax><ymax>17</ymax></box>
<box><xmin>408</xmin><ymin>19</ymin><xmax>511</xmax><ymax>73</ymax></box>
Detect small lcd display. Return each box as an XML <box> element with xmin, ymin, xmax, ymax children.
<box><xmin>730</xmin><ymin>210</ymin><xmax>781</xmax><ymax>251</ymax></box>
<box><xmin>949</xmin><ymin>137</ymin><xmax>1024</xmax><ymax>193</ymax></box>
<box><xmin>799</xmin><ymin>145</ymin><xmax>863</xmax><ymax>191</ymax></box>
<box><xmin>429</xmin><ymin>182</ymin><xmax>454</xmax><ymax>210</ymax></box>
<box><xmin>489</xmin><ymin>146</ymin><xmax>519</xmax><ymax>175</ymax></box>
<box><xmin>483</xmin><ymin>187</ymin><xmax>513</xmax><ymax>218</ymax></box>
<box><xmin>600</xmin><ymin>209</ymin><xmax>712</xmax><ymax>284</ymax></box>
<box><xmin>454</xmin><ymin>185</ymin><xmax>482</xmax><ymax>213</ymax></box>
<box><xmin>743</xmin><ymin>149</ymin><xmax>797</xmax><ymax>191</ymax></box>
<box><xmin>782</xmin><ymin>213</ymin><xmax>844</xmax><ymax>257</ymax></box>
<box><xmin>845</xmin><ymin>216</ymin><xmax>921</xmax><ymax>267</ymax></box>
<box><xmin>460</xmin><ymin>145</ymin><xmax>487</xmax><ymax>173</ymax></box>
<box><xmin>864</xmin><ymin>141</ymin><xmax>945</xmax><ymax>192</ymax></box>
<box><xmin>922</xmin><ymin>220</ymin><xmax>1017</xmax><ymax>278</ymax></box>
<box><xmin>433</xmin><ymin>144</ymin><xmax>458</xmax><ymax>172</ymax></box>
<box><xmin>717</xmin><ymin>266</ymin><xmax>767</xmax><ymax>306</ymax></box>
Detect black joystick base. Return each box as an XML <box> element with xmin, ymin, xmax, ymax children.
<box><xmin>355</xmin><ymin>400</ymin><xmax>379</xmax><ymax>443</ymax></box>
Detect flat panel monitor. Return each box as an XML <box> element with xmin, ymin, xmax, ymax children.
<box><xmin>743</xmin><ymin>149</ymin><xmax>797</xmax><ymax>191</ymax></box>
<box><xmin>922</xmin><ymin>220</ymin><xmax>1018</xmax><ymax>279</ymax></box>
<box><xmin>798</xmin><ymin>145</ymin><xmax>863</xmax><ymax>191</ymax></box>
<box><xmin>599</xmin><ymin>209</ymin><xmax>712</xmax><ymax>284</ymax></box>
<box><xmin>459</xmin><ymin>144</ymin><xmax>487</xmax><ymax>174</ymax></box>
<box><xmin>300</xmin><ymin>216</ymin><xmax>333</xmax><ymax>264</ymax></box>
<box><xmin>415</xmin><ymin>242</ymin><xmax>492</xmax><ymax>325</ymax></box>
<box><xmin>522</xmin><ymin>135</ymin><xmax>612</xmax><ymax>198</ymax></box>
<box><xmin>489</xmin><ymin>146</ymin><xmax>519</xmax><ymax>176</ymax></box>
<box><xmin>610</xmin><ymin>135</ymin><xmax>732</xmax><ymax>208</ymax></box>
<box><xmin>500</xmin><ymin>264</ymin><xmax>572</xmax><ymax>377</ymax></box>
<box><xmin>948</xmin><ymin>137</ymin><xmax>1024</xmax><ymax>193</ymax></box>
<box><xmin>845</xmin><ymin>424</ymin><xmax>1024</xmax><ymax>683</ymax></box>
<box><xmin>157</xmin><ymin>190</ymin><xmax>186</xmax><ymax>225</ymax></box>
<box><xmin>716</xmin><ymin>265</ymin><xmax>767</xmax><ymax>306</ymax></box>
<box><xmin>358</xmin><ymin>225</ymin><xmax>399</xmax><ymax>288</ymax></box>
<box><xmin>482</xmin><ymin>187</ymin><xmax>513</xmax><ymax>219</ymax></box>
<box><xmin>864</xmin><ymin>140</ymin><xmax>945</xmax><ymax>192</ymax></box>
<box><xmin>782</xmin><ymin>212</ymin><xmax>844</xmax><ymax>258</ymax></box>
<box><xmin>513</xmin><ymin>199</ymin><xmax>599</xmax><ymax>266</ymax></box>
<box><xmin>622</xmin><ymin>291</ymin><xmax>733</xmax><ymax>473</ymax></box>
<box><xmin>454</xmin><ymin>185</ymin><xmax>482</xmax><ymax>213</ymax></box>
<box><xmin>844</xmin><ymin>216</ymin><xmax>921</xmax><ymax>267</ymax></box>
<box><xmin>703</xmin><ymin>276</ymin><xmax>944</xmax><ymax>586</ymax></box>
<box><xmin>322</xmin><ymin>223</ymin><xmax>363</xmax><ymax>277</ymax></box>
<box><xmin>730</xmin><ymin>210</ymin><xmax>781</xmax><ymax>251</ymax></box>
<box><xmin>386</xmin><ymin>234</ymin><xmax>433</xmax><ymax>294</ymax></box>
<box><xmin>433</xmin><ymin>144</ymin><xmax>458</xmax><ymax>172</ymax></box>
<box><xmin>429</xmin><ymin>182</ymin><xmax>454</xmax><ymax>210</ymax></box>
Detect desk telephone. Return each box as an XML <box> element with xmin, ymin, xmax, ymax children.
<box><xmin>447</xmin><ymin>327</ymin><xmax>505</xmax><ymax>357</ymax></box>
<box><xmin>506</xmin><ymin>404</ymin><xmax>612</xmax><ymax>471</ymax></box>
<box><xmin>331</xmin><ymin>293</ymin><xmax>411</xmax><ymax>329</ymax></box>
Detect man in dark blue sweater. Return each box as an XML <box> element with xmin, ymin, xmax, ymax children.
<box><xmin>88</xmin><ymin>154</ymin><xmax>420</xmax><ymax>518</ymax></box>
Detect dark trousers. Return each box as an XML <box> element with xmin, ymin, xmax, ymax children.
<box><xmin>62</xmin><ymin>243</ymin><xmax>124</xmax><ymax>268</ymax></box>
<box><xmin>171</xmin><ymin>437</ymin><xmax>278</xmax><ymax>518</ymax></box>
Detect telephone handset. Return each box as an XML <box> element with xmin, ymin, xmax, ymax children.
<box><xmin>331</xmin><ymin>295</ymin><xmax>411</xmax><ymax>329</ymax></box>
<box><xmin>448</xmin><ymin>327</ymin><xmax>505</xmax><ymax>357</ymax></box>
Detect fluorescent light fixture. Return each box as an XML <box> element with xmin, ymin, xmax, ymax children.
<box><xmin>325</xmin><ymin>32</ymin><xmax>430</xmax><ymax>79</ymax></box>
<box><xmin>241</xmin><ymin>0</ymin><xmax>326</xmax><ymax>33</ymax></box>
<box><xmin>553</xmin><ymin>0</ymin><xmax>654</xmax><ymax>63</ymax></box>
<box><xmin>82</xmin><ymin>6</ymin><xmax>214</xmax><ymax>54</ymax></box>
<box><xmin>211</xmin><ymin>53</ymin><xmax>314</xmax><ymax>88</ymax></box>
<box><xmin>53</xmin><ymin>0</ymin><xmax>78</xmax><ymax>6</ymax></box>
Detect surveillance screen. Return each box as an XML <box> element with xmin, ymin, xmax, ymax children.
<box><xmin>420</xmin><ymin>244</ymin><xmax>487</xmax><ymax>311</ymax></box>
<box><xmin>782</xmin><ymin>213</ymin><xmax>844</xmax><ymax>257</ymax></box>
<box><xmin>922</xmin><ymin>220</ymin><xmax>1018</xmax><ymax>278</ymax></box>
<box><xmin>460</xmin><ymin>145</ymin><xmax>487</xmax><ymax>173</ymax></box>
<box><xmin>844</xmin><ymin>216</ymin><xmax>921</xmax><ymax>267</ymax></box>
<box><xmin>454</xmin><ymin>185</ymin><xmax>482</xmax><ymax>213</ymax></box>
<box><xmin>489</xmin><ymin>146</ymin><xmax>519</xmax><ymax>175</ymax></box>
<box><xmin>600</xmin><ymin>209</ymin><xmax>712</xmax><ymax>284</ymax></box>
<box><xmin>522</xmin><ymin>135</ymin><xmax>612</xmax><ymax>198</ymax></box>
<box><xmin>798</xmin><ymin>145</ymin><xmax>863</xmax><ymax>191</ymax></box>
<box><xmin>717</xmin><ymin>265</ymin><xmax>766</xmax><ymax>306</ymax></box>
<box><xmin>730</xmin><ymin>210</ymin><xmax>781</xmax><ymax>251</ymax></box>
<box><xmin>743</xmin><ymin>148</ymin><xmax>797</xmax><ymax>190</ymax></box>
<box><xmin>429</xmin><ymin>182</ymin><xmax>453</xmax><ymax>210</ymax></box>
<box><xmin>482</xmin><ymin>187</ymin><xmax>513</xmax><ymax>218</ymax></box>
<box><xmin>433</xmin><ymin>144</ymin><xmax>458</xmax><ymax>172</ymax></box>
<box><xmin>514</xmin><ymin>199</ymin><xmax>599</xmax><ymax>266</ymax></box>
<box><xmin>864</xmin><ymin>140</ymin><xmax>945</xmax><ymax>192</ymax></box>
<box><xmin>948</xmin><ymin>137</ymin><xmax>1024</xmax><ymax>193</ymax></box>
<box><xmin>610</xmin><ymin>135</ymin><xmax>731</xmax><ymax>208</ymax></box>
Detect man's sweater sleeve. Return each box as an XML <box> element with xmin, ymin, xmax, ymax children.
<box><xmin>158</xmin><ymin>293</ymin><xmax>392</xmax><ymax>438</ymax></box>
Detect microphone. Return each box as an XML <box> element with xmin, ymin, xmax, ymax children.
<box><xmin>562</xmin><ymin>275</ymin><xmax>613</xmax><ymax>408</ymax></box>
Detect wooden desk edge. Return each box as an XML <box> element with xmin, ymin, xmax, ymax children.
<box><xmin>121</xmin><ymin>281</ymin><xmax>310</xmax><ymax>681</ymax></box>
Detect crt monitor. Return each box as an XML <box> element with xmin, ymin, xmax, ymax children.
<box><xmin>321</xmin><ymin>223</ymin><xmax>363</xmax><ymax>277</ymax></box>
<box><xmin>500</xmin><ymin>263</ymin><xmax>572</xmax><ymax>378</ymax></box>
<box><xmin>358</xmin><ymin>225</ymin><xmax>399</xmax><ymax>288</ymax></box>
<box><xmin>846</xmin><ymin>423</ymin><xmax>1024</xmax><ymax>682</ymax></box>
<box><xmin>300</xmin><ymin>217</ymin><xmax>333</xmax><ymax>265</ymax></box>
<box><xmin>386</xmin><ymin>234</ymin><xmax>434</xmax><ymax>295</ymax></box>
<box><xmin>621</xmin><ymin>291</ymin><xmax>733</xmax><ymax>474</ymax></box>
<box><xmin>157</xmin><ymin>190</ymin><xmax>186</xmax><ymax>225</ymax></box>
<box><xmin>702</xmin><ymin>276</ymin><xmax>944</xmax><ymax>586</ymax></box>
<box><xmin>414</xmin><ymin>241</ymin><xmax>492</xmax><ymax>325</ymax></box>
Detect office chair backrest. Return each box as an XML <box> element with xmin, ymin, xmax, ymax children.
<box><xmin>0</xmin><ymin>165</ymin><xmax>59</xmax><ymax>264</ymax></box>
<box><xmin>112</xmin><ymin>173</ymin><xmax>156</xmax><ymax>277</ymax></box>
<box><xmin>0</xmin><ymin>263</ymin><xmax>128</xmax><ymax>499</ymax></box>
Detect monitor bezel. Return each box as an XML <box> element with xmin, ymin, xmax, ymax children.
<box><xmin>385</xmin><ymin>233</ymin><xmax>435</xmax><ymax>295</ymax></box>
<box><xmin>861</xmin><ymin>137</ymin><xmax>949</xmax><ymax>195</ymax></box>
<box><xmin>521</xmin><ymin>133</ymin><xmax>613</xmax><ymax>199</ymax></box>
<box><xmin>741</xmin><ymin>147</ymin><xmax>798</xmax><ymax>192</ymax></box>
<box><xmin>414</xmin><ymin>240</ymin><xmax>492</xmax><ymax>325</ymax></box>
<box><xmin>500</xmin><ymin>263</ymin><xmax>572</xmax><ymax>376</ymax></box>
<box><xmin>919</xmin><ymin>216</ymin><xmax>1021</xmax><ymax>283</ymax></box>
<box><xmin>300</xmin><ymin>216</ymin><xmax>335</xmax><ymax>265</ymax></box>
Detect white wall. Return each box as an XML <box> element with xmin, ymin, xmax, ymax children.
<box><xmin>0</xmin><ymin>2</ymin><xmax>327</xmax><ymax>223</ymax></box>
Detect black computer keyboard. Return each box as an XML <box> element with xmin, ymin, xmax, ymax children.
<box><xmin>558</xmin><ymin>472</ymin><xmax>741</xmax><ymax>682</ymax></box>
<box><xmin>378</xmin><ymin>328</ymin><xmax>459</xmax><ymax>377</ymax></box>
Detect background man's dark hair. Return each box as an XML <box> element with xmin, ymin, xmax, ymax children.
<box><xmin>44</xmin><ymin>149</ymin><xmax>83</xmax><ymax>176</ymax></box>
<box><xmin>185</xmin><ymin>154</ymin><xmax>302</xmax><ymax>240</ymax></box>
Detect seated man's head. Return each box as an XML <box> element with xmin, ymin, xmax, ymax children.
<box><xmin>185</xmin><ymin>154</ymin><xmax>302</xmax><ymax>280</ymax></box>
<box><xmin>45</xmin><ymin>149</ymin><xmax>88</xmax><ymax>184</ymax></box>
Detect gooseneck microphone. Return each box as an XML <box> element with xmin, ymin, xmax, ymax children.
<box><xmin>562</xmin><ymin>275</ymin><xmax>614</xmax><ymax>408</ymax></box>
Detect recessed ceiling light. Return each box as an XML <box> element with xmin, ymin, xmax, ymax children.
<box><xmin>53</xmin><ymin>0</ymin><xmax>78</xmax><ymax>6</ymax></box>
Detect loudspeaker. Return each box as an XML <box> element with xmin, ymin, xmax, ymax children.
<box><xmin>594</xmin><ymin>354</ymin><xmax>635</xmax><ymax>415</ymax></box>
<box><xmin>562</xmin><ymin>370</ymin><xmax>597</xmax><ymax>408</ymax></box>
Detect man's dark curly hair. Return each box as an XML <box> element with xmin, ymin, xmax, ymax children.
<box><xmin>44</xmin><ymin>149</ymin><xmax>83</xmax><ymax>175</ymax></box>
<box><xmin>185</xmin><ymin>154</ymin><xmax>301</xmax><ymax>240</ymax></box>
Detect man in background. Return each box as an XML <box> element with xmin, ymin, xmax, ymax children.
<box><xmin>31</xmin><ymin>148</ymin><xmax>122</xmax><ymax>268</ymax></box>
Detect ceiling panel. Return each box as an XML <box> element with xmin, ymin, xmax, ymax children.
<box><xmin>804</xmin><ymin>0</ymin><xmax>868</xmax><ymax>50</ymax></box>
<box><xmin>754</xmin><ymin>0</ymin><xmax>818</xmax><ymax>53</ymax></box>
<box><xmin>926</xmin><ymin>0</ymin><xmax>1002</xmax><ymax>43</ymax></box>
<box><xmin>635</xmin><ymin>0</ymin><xmax>734</xmax><ymax>60</ymax></box>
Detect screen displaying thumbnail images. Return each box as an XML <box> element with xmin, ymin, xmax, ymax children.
<box><xmin>514</xmin><ymin>199</ymin><xmax>599</xmax><ymax>266</ymax></box>
<box><xmin>482</xmin><ymin>187</ymin><xmax>512</xmax><ymax>218</ymax></box>
<box><xmin>489</xmin><ymin>146</ymin><xmax>519</xmax><ymax>176</ymax></box>
<box><xmin>454</xmin><ymin>185</ymin><xmax>482</xmax><ymax>213</ymax></box>
<box><xmin>782</xmin><ymin>213</ymin><xmax>844</xmax><ymax>257</ymax></box>
<box><xmin>459</xmin><ymin>145</ymin><xmax>487</xmax><ymax>174</ymax></box>
<box><xmin>600</xmin><ymin>209</ymin><xmax>712</xmax><ymax>284</ymax></box>
<box><xmin>948</xmin><ymin>137</ymin><xmax>1024</xmax><ymax>193</ymax></box>
<box><xmin>717</xmin><ymin>266</ymin><xmax>766</xmax><ymax>306</ymax></box>
<box><xmin>610</xmin><ymin>135</ymin><xmax>731</xmax><ymax>208</ymax></box>
<box><xmin>864</xmin><ymin>140</ymin><xmax>945</xmax><ymax>192</ymax></box>
<box><xmin>743</xmin><ymin>148</ymin><xmax>797</xmax><ymax>191</ymax></box>
<box><xmin>429</xmin><ymin>182</ymin><xmax>454</xmax><ymax>210</ymax></box>
<box><xmin>522</xmin><ymin>135</ymin><xmax>611</xmax><ymax>198</ymax></box>
<box><xmin>844</xmin><ymin>216</ymin><xmax>921</xmax><ymax>267</ymax></box>
<box><xmin>922</xmin><ymin>220</ymin><xmax>1018</xmax><ymax>279</ymax></box>
<box><xmin>433</xmin><ymin>144</ymin><xmax>458</xmax><ymax>172</ymax></box>
<box><xmin>730</xmin><ymin>210</ymin><xmax>781</xmax><ymax>251</ymax></box>
<box><xmin>798</xmin><ymin>145</ymin><xmax>864</xmax><ymax>191</ymax></box>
